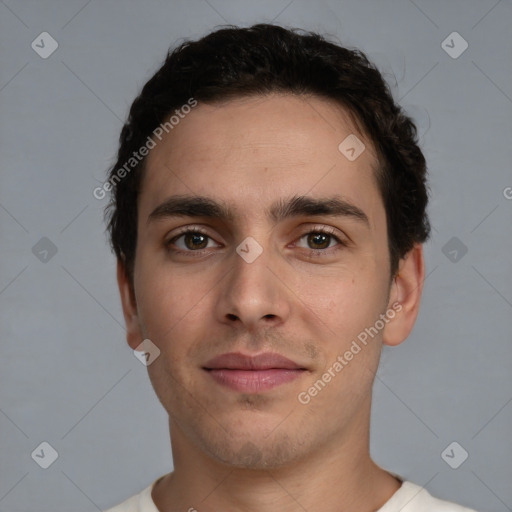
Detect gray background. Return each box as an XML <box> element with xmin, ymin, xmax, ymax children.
<box><xmin>1</xmin><ymin>1</ymin><xmax>511</xmax><ymax>511</ymax></box>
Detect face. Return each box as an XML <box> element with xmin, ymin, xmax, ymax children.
<box><xmin>119</xmin><ymin>94</ymin><xmax>420</xmax><ymax>470</ymax></box>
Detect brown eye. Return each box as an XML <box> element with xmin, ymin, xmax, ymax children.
<box><xmin>183</xmin><ymin>232</ymin><xmax>209</xmax><ymax>250</ymax></box>
<box><xmin>167</xmin><ymin>229</ymin><xmax>218</xmax><ymax>252</ymax></box>
<box><xmin>306</xmin><ymin>232</ymin><xmax>332</xmax><ymax>250</ymax></box>
<box><xmin>296</xmin><ymin>229</ymin><xmax>343</xmax><ymax>251</ymax></box>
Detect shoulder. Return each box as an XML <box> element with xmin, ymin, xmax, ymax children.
<box><xmin>103</xmin><ymin>493</ymin><xmax>140</xmax><ymax>512</ymax></box>
<box><xmin>103</xmin><ymin>478</ymin><xmax>161</xmax><ymax>512</ymax></box>
<box><xmin>379</xmin><ymin>480</ymin><xmax>478</xmax><ymax>512</ymax></box>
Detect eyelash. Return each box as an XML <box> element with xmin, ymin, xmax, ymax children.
<box><xmin>165</xmin><ymin>226</ymin><xmax>346</xmax><ymax>257</ymax></box>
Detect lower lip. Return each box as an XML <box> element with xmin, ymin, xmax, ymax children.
<box><xmin>206</xmin><ymin>368</ymin><xmax>305</xmax><ymax>392</ymax></box>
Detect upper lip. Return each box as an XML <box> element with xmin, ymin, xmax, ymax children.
<box><xmin>203</xmin><ymin>352</ymin><xmax>305</xmax><ymax>370</ymax></box>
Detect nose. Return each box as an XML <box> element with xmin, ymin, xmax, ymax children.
<box><xmin>215</xmin><ymin>240</ymin><xmax>291</xmax><ymax>332</ymax></box>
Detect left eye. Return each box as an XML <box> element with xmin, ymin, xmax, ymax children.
<box><xmin>295</xmin><ymin>231</ymin><xmax>342</xmax><ymax>250</ymax></box>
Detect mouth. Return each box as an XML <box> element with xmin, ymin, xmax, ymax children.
<box><xmin>203</xmin><ymin>352</ymin><xmax>308</xmax><ymax>393</ymax></box>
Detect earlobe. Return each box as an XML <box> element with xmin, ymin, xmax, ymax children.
<box><xmin>382</xmin><ymin>244</ymin><xmax>425</xmax><ymax>347</ymax></box>
<box><xmin>116</xmin><ymin>259</ymin><xmax>144</xmax><ymax>350</ymax></box>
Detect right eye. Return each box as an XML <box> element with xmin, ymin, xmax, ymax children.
<box><xmin>166</xmin><ymin>228</ymin><xmax>221</xmax><ymax>253</ymax></box>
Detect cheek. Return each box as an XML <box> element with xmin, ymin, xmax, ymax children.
<box><xmin>138</xmin><ymin>272</ymin><xmax>208</xmax><ymax>396</ymax></box>
<box><xmin>134</xmin><ymin>257</ymin><xmax>209</xmax><ymax>349</ymax></box>
<box><xmin>299</xmin><ymin>262</ymin><xmax>386</xmax><ymax>334</ymax></box>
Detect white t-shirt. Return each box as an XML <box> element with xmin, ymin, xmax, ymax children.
<box><xmin>104</xmin><ymin>474</ymin><xmax>478</xmax><ymax>512</ymax></box>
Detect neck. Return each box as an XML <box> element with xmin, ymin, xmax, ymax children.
<box><xmin>152</xmin><ymin>401</ymin><xmax>401</xmax><ymax>512</ymax></box>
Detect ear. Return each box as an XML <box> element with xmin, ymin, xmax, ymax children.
<box><xmin>382</xmin><ymin>244</ymin><xmax>425</xmax><ymax>347</ymax></box>
<box><xmin>117</xmin><ymin>259</ymin><xmax>144</xmax><ymax>350</ymax></box>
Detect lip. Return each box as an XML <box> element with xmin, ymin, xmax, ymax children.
<box><xmin>203</xmin><ymin>352</ymin><xmax>307</xmax><ymax>393</ymax></box>
<box><xmin>204</xmin><ymin>352</ymin><xmax>305</xmax><ymax>370</ymax></box>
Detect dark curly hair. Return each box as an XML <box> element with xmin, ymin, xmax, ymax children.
<box><xmin>104</xmin><ymin>23</ymin><xmax>430</xmax><ymax>284</ymax></box>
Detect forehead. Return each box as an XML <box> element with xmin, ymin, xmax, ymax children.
<box><xmin>139</xmin><ymin>93</ymin><xmax>382</xmax><ymax>226</ymax></box>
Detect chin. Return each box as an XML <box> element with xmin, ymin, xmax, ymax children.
<box><xmin>208</xmin><ymin>440</ymin><xmax>299</xmax><ymax>470</ymax></box>
<box><xmin>196</xmin><ymin>423</ymin><xmax>309</xmax><ymax>471</ymax></box>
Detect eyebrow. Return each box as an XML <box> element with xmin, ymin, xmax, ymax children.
<box><xmin>147</xmin><ymin>194</ymin><xmax>369</xmax><ymax>226</ymax></box>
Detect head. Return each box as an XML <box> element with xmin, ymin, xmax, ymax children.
<box><xmin>106</xmin><ymin>24</ymin><xmax>430</xmax><ymax>469</ymax></box>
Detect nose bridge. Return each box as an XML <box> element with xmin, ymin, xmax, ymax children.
<box><xmin>216</xmin><ymin>233</ymin><xmax>290</xmax><ymax>328</ymax></box>
<box><xmin>231</xmin><ymin>235</ymin><xmax>275</xmax><ymax>303</ymax></box>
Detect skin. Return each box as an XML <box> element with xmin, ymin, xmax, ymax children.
<box><xmin>117</xmin><ymin>93</ymin><xmax>425</xmax><ymax>512</ymax></box>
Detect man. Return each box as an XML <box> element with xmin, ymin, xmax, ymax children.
<box><xmin>103</xmin><ymin>23</ymin><xmax>477</xmax><ymax>512</ymax></box>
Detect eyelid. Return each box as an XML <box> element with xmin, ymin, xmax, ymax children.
<box><xmin>297</xmin><ymin>224</ymin><xmax>348</xmax><ymax>243</ymax></box>
<box><xmin>171</xmin><ymin>225</ymin><xmax>210</xmax><ymax>236</ymax></box>
<box><xmin>166</xmin><ymin>225</ymin><xmax>218</xmax><ymax>244</ymax></box>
